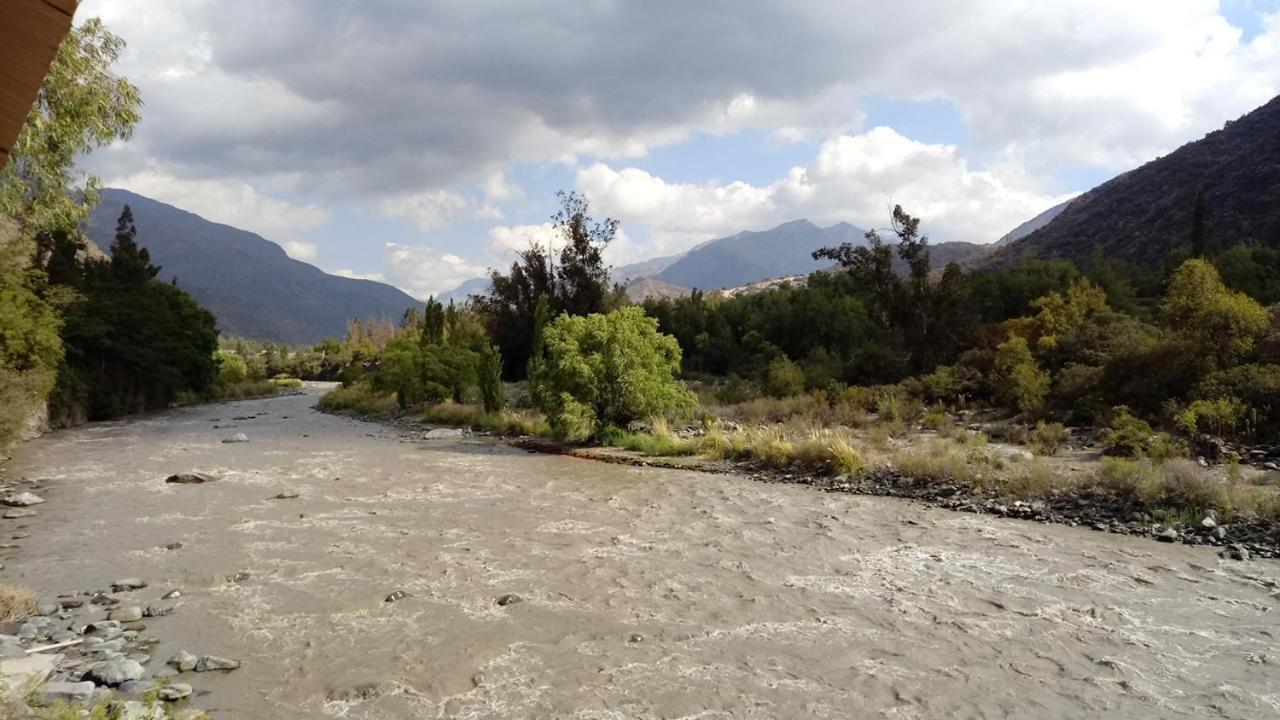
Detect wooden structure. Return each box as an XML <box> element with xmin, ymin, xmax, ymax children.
<box><xmin>0</xmin><ymin>0</ymin><xmax>75</xmax><ymax>170</ymax></box>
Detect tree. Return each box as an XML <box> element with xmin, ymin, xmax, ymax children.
<box><xmin>0</xmin><ymin>18</ymin><xmax>141</xmax><ymax>237</ymax></box>
<box><xmin>1189</xmin><ymin>187</ymin><xmax>1209</xmax><ymax>258</ymax></box>
<box><xmin>108</xmin><ymin>205</ymin><xmax>158</xmax><ymax>284</ymax></box>
<box><xmin>532</xmin><ymin>307</ymin><xmax>694</xmax><ymax>439</ymax></box>
<box><xmin>1161</xmin><ymin>258</ymin><xmax>1268</xmax><ymax>369</ymax></box>
<box><xmin>992</xmin><ymin>335</ymin><xmax>1050</xmax><ymax>414</ymax></box>
<box><xmin>478</xmin><ymin>344</ymin><xmax>505</xmax><ymax>413</ymax></box>
<box><xmin>477</xmin><ymin>190</ymin><xmax>617</xmax><ymax>376</ymax></box>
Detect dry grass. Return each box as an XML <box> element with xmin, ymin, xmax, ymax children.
<box><xmin>422</xmin><ymin>402</ymin><xmax>551</xmax><ymax>437</ymax></box>
<box><xmin>0</xmin><ymin>584</ymin><xmax>36</xmax><ymax>623</ymax></box>
<box><xmin>317</xmin><ymin>383</ymin><xmax>398</xmax><ymax>415</ymax></box>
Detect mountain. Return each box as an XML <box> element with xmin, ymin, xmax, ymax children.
<box><xmin>654</xmin><ymin>219</ymin><xmax>864</xmax><ymax>290</ymax></box>
<box><xmin>612</xmin><ymin>252</ymin><xmax>684</xmax><ymax>285</ymax></box>
<box><xmin>987</xmin><ymin>95</ymin><xmax>1280</xmax><ymax>266</ymax></box>
<box><xmin>624</xmin><ymin>277</ymin><xmax>690</xmax><ymax>302</ymax></box>
<box><xmin>992</xmin><ymin>200</ymin><xmax>1072</xmax><ymax>247</ymax></box>
<box><xmin>86</xmin><ymin>189</ymin><xmax>422</xmax><ymax>345</ymax></box>
<box><xmin>437</xmin><ymin>276</ymin><xmax>490</xmax><ymax>304</ymax></box>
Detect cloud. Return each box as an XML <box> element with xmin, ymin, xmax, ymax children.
<box><xmin>381</xmin><ymin>243</ymin><xmax>488</xmax><ymax>299</ymax></box>
<box><xmin>331</xmin><ymin>268</ymin><xmax>386</xmax><ymax>282</ymax></box>
<box><xmin>102</xmin><ymin>168</ymin><xmax>329</xmax><ymax>245</ymax></box>
<box><xmin>379</xmin><ymin>189</ymin><xmax>472</xmax><ymax>230</ymax></box>
<box><xmin>487</xmin><ymin>223</ymin><xmax>559</xmax><ymax>258</ymax></box>
<box><xmin>580</xmin><ymin>126</ymin><xmax>1076</xmax><ymax>262</ymax></box>
<box><xmin>282</xmin><ymin>240</ymin><xmax>318</xmax><ymax>261</ymax></box>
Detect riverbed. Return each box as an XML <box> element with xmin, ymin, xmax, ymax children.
<box><xmin>1</xmin><ymin>385</ymin><xmax>1276</xmax><ymax>718</ymax></box>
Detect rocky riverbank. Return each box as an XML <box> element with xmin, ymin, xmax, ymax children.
<box><xmin>0</xmin><ymin>471</ymin><xmax>242</xmax><ymax>716</ymax></box>
<box><xmin>510</xmin><ymin>437</ymin><xmax>1280</xmax><ymax>560</ymax></box>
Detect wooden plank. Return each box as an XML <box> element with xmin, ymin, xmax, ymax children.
<box><xmin>0</xmin><ymin>0</ymin><xmax>71</xmax><ymax>167</ymax></box>
<box><xmin>43</xmin><ymin>0</ymin><xmax>78</xmax><ymax>17</ymax></box>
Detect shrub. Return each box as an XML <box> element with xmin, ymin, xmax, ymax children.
<box><xmin>317</xmin><ymin>383</ymin><xmax>398</xmax><ymax>415</ymax></box>
<box><xmin>922</xmin><ymin>409</ymin><xmax>951</xmax><ymax>432</ymax></box>
<box><xmin>601</xmin><ymin>417</ymin><xmax>696</xmax><ymax>456</ymax></box>
<box><xmin>215</xmin><ymin>350</ymin><xmax>248</xmax><ymax>385</ymax></box>
<box><xmin>477</xmin><ymin>344</ymin><xmax>505</xmax><ymax>414</ymax></box>
<box><xmin>893</xmin><ymin>441</ymin><xmax>977</xmax><ymax>487</ymax></box>
<box><xmin>1029</xmin><ymin>421</ymin><xmax>1069</xmax><ymax>456</ymax></box>
<box><xmin>986</xmin><ymin>422</ymin><xmax>1030</xmax><ymax>445</ymax></box>
<box><xmin>1147</xmin><ymin>459</ymin><xmax>1224</xmax><ymax>514</ymax></box>
<box><xmin>1197</xmin><ymin>364</ymin><xmax>1280</xmax><ymax>435</ymax></box>
<box><xmin>533</xmin><ymin>308</ymin><xmax>695</xmax><ymax>440</ymax></box>
<box><xmin>765</xmin><ymin>357</ymin><xmax>806</xmax><ymax>398</ymax></box>
<box><xmin>1093</xmin><ymin>457</ymin><xmax>1157</xmax><ymax>505</ymax></box>
<box><xmin>1181</xmin><ymin>396</ymin><xmax>1248</xmax><ymax>437</ymax></box>
<box><xmin>270</xmin><ymin>377</ymin><xmax>303</xmax><ymax>388</ymax></box>
<box><xmin>715</xmin><ymin>374</ymin><xmax>761</xmax><ymax>404</ymax></box>
<box><xmin>1102</xmin><ymin>406</ymin><xmax>1155</xmax><ymax>457</ymax></box>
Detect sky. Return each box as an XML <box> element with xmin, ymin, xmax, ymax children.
<box><xmin>75</xmin><ymin>0</ymin><xmax>1280</xmax><ymax>299</ymax></box>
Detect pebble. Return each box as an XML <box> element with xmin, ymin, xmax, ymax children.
<box><xmin>496</xmin><ymin>593</ymin><xmax>523</xmax><ymax>607</ymax></box>
<box><xmin>1</xmin><ymin>491</ymin><xmax>45</xmax><ymax>507</ymax></box>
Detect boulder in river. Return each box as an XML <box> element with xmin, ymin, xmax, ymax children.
<box><xmin>496</xmin><ymin>593</ymin><xmax>523</xmax><ymax>606</ymax></box>
<box><xmin>108</xmin><ymin>606</ymin><xmax>143</xmax><ymax>622</ymax></box>
<box><xmin>112</xmin><ymin>578</ymin><xmax>147</xmax><ymax>592</ymax></box>
<box><xmin>1</xmin><ymin>492</ymin><xmax>45</xmax><ymax>507</ymax></box>
<box><xmin>167</xmin><ymin>650</ymin><xmax>198</xmax><ymax>672</ymax></box>
<box><xmin>194</xmin><ymin>654</ymin><xmax>241</xmax><ymax>672</ymax></box>
<box><xmin>222</xmin><ymin>433</ymin><xmax>249</xmax><ymax>444</ymax></box>
<box><xmin>165</xmin><ymin>473</ymin><xmax>216</xmax><ymax>485</ymax></box>
<box><xmin>384</xmin><ymin>590</ymin><xmax>410</xmax><ymax>602</ymax></box>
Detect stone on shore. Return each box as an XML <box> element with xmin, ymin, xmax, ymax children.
<box><xmin>109</xmin><ymin>606</ymin><xmax>143</xmax><ymax>622</ymax></box>
<box><xmin>38</xmin><ymin>680</ymin><xmax>96</xmax><ymax>704</ymax></box>
<box><xmin>0</xmin><ymin>653</ymin><xmax>60</xmax><ymax>691</ymax></box>
<box><xmin>87</xmin><ymin>657</ymin><xmax>145</xmax><ymax>686</ymax></box>
<box><xmin>158</xmin><ymin>683</ymin><xmax>193</xmax><ymax>701</ymax></box>
<box><xmin>1</xmin><ymin>492</ymin><xmax>45</xmax><ymax>507</ymax></box>
<box><xmin>167</xmin><ymin>651</ymin><xmax>198</xmax><ymax>672</ymax></box>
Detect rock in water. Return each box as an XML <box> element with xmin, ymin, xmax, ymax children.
<box><xmin>167</xmin><ymin>651</ymin><xmax>198</xmax><ymax>672</ymax></box>
<box><xmin>87</xmin><ymin>657</ymin><xmax>145</xmax><ymax>686</ymax></box>
<box><xmin>194</xmin><ymin>654</ymin><xmax>241</xmax><ymax>672</ymax></box>
<box><xmin>161</xmin><ymin>589</ymin><xmax>182</xmax><ymax>600</ymax></box>
<box><xmin>1157</xmin><ymin>527</ymin><xmax>1179</xmax><ymax>542</ymax></box>
<box><xmin>384</xmin><ymin>590</ymin><xmax>411</xmax><ymax>602</ymax></box>
<box><xmin>222</xmin><ymin>433</ymin><xmax>249</xmax><ymax>444</ymax></box>
<box><xmin>496</xmin><ymin>593</ymin><xmax>523</xmax><ymax>607</ymax></box>
<box><xmin>3</xmin><ymin>509</ymin><xmax>37</xmax><ymax>519</ymax></box>
<box><xmin>158</xmin><ymin>683</ymin><xmax>193</xmax><ymax>701</ymax></box>
<box><xmin>272</xmin><ymin>490</ymin><xmax>300</xmax><ymax>500</ymax></box>
<box><xmin>165</xmin><ymin>473</ymin><xmax>216</xmax><ymax>484</ymax></box>
<box><xmin>112</xmin><ymin>578</ymin><xmax>147</xmax><ymax>592</ymax></box>
<box><xmin>1</xmin><ymin>492</ymin><xmax>45</xmax><ymax>507</ymax></box>
<box><xmin>425</xmin><ymin>428</ymin><xmax>465</xmax><ymax>439</ymax></box>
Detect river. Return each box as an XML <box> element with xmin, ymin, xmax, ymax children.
<box><xmin>1</xmin><ymin>385</ymin><xmax>1276</xmax><ymax>718</ymax></box>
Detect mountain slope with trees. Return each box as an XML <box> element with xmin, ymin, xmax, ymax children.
<box><xmin>989</xmin><ymin>94</ymin><xmax>1280</xmax><ymax>266</ymax></box>
<box><xmin>85</xmin><ymin>188</ymin><xmax>423</xmax><ymax>345</ymax></box>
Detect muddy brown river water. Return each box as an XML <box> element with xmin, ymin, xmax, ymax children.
<box><xmin>1</xmin><ymin>385</ymin><xmax>1278</xmax><ymax>718</ymax></box>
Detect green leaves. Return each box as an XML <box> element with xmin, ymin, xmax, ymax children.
<box><xmin>532</xmin><ymin>307</ymin><xmax>694</xmax><ymax>439</ymax></box>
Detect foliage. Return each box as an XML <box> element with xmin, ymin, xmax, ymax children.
<box><xmin>601</xmin><ymin>418</ymin><xmax>697</xmax><ymax>456</ymax></box>
<box><xmin>1029</xmin><ymin>421</ymin><xmax>1069</xmax><ymax>456</ymax></box>
<box><xmin>1161</xmin><ymin>258</ymin><xmax>1269</xmax><ymax>369</ymax></box>
<box><xmin>764</xmin><ymin>356</ymin><xmax>806</xmax><ymax>397</ymax></box>
<box><xmin>992</xmin><ymin>335</ymin><xmax>1050</xmax><ymax>413</ymax></box>
<box><xmin>0</xmin><ymin>18</ymin><xmax>141</xmax><ymax>238</ymax></box>
<box><xmin>317</xmin><ymin>383</ymin><xmax>398</xmax><ymax>415</ymax></box>
<box><xmin>215</xmin><ymin>350</ymin><xmax>249</xmax><ymax>386</ymax></box>
<box><xmin>1179</xmin><ymin>396</ymin><xmax>1248</xmax><ymax>437</ymax></box>
<box><xmin>476</xmin><ymin>191</ymin><xmax>621</xmax><ymax>377</ymax></box>
<box><xmin>532</xmin><ymin>307</ymin><xmax>694</xmax><ymax>439</ymax></box>
<box><xmin>478</xmin><ymin>344</ymin><xmax>505</xmax><ymax>413</ymax></box>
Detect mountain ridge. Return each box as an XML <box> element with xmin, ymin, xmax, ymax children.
<box><xmin>86</xmin><ymin>189</ymin><xmax>423</xmax><ymax>345</ymax></box>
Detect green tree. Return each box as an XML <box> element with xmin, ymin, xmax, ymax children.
<box><xmin>1161</xmin><ymin>258</ymin><xmax>1268</xmax><ymax>368</ymax></box>
<box><xmin>0</xmin><ymin>18</ymin><xmax>141</xmax><ymax>237</ymax></box>
<box><xmin>764</xmin><ymin>356</ymin><xmax>806</xmax><ymax>397</ymax></box>
<box><xmin>108</xmin><ymin>205</ymin><xmax>158</xmax><ymax>284</ymax></box>
<box><xmin>478</xmin><ymin>344</ymin><xmax>505</xmax><ymax>413</ymax></box>
<box><xmin>533</xmin><ymin>307</ymin><xmax>694</xmax><ymax>439</ymax></box>
<box><xmin>992</xmin><ymin>335</ymin><xmax>1050</xmax><ymax>414</ymax></box>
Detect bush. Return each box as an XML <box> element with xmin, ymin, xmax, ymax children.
<box><xmin>317</xmin><ymin>383</ymin><xmax>398</xmax><ymax>415</ymax></box>
<box><xmin>478</xmin><ymin>344</ymin><xmax>505</xmax><ymax>414</ymax></box>
<box><xmin>1102</xmin><ymin>406</ymin><xmax>1155</xmax><ymax>457</ymax></box>
<box><xmin>1179</xmin><ymin>396</ymin><xmax>1247</xmax><ymax>437</ymax></box>
<box><xmin>992</xmin><ymin>335</ymin><xmax>1050</xmax><ymax>413</ymax></box>
<box><xmin>215</xmin><ymin>349</ymin><xmax>248</xmax><ymax>385</ymax></box>
<box><xmin>1029</xmin><ymin>421</ymin><xmax>1069</xmax><ymax>456</ymax></box>
<box><xmin>1147</xmin><ymin>459</ymin><xmax>1224</xmax><ymax>514</ymax></box>
<box><xmin>764</xmin><ymin>356</ymin><xmax>806</xmax><ymax>397</ymax></box>
<box><xmin>1093</xmin><ymin>457</ymin><xmax>1157</xmax><ymax>505</ymax></box>
<box><xmin>1197</xmin><ymin>364</ymin><xmax>1280</xmax><ymax>435</ymax></box>
<box><xmin>601</xmin><ymin>417</ymin><xmax>696</xmax><ymax>456</ymax></box>
<box><xmin>532</xmin><ymin>307</ymin><xmax>694</xmax><ymax>440</ymax></box>
<box><xmin>270</xmin><ymin>377</ymin><xmax>303</xmax><ymax>388</ymax></box>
